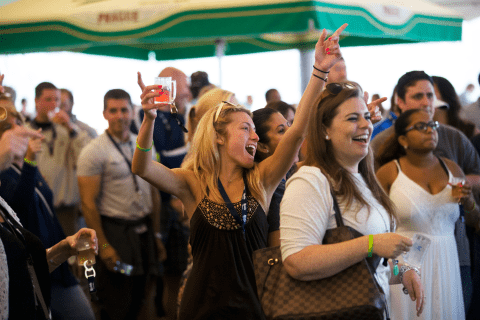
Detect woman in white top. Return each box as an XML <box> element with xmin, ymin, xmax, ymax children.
<box><xmin>280</xmin><ymin>81</ymin><xmax>425</xmax><ymax>318</ymax></box>
<box><xmin>376</xmin><ymin>109</ymin><xmax>477</xmax><ymax>319</ymax></box>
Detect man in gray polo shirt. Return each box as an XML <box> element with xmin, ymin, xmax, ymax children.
<box><xmin>371</xmin><ymin>71</ymin><xmax>480</xmax><ymax>315</ymax></box>
<box><xmin>77</xmin><ymin>89</ymin><xmax>162</xmax><ymax>319</ymax></box>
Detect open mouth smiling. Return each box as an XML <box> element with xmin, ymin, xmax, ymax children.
<box><xmin>352</xmin><ymin>134</ymin><xmax>369</xmax><ymax>143</ymax></box>
<box><xmin>245</xmin><ymin>144</ymin><xmax>256</xmax><ymax>156</ymax></box>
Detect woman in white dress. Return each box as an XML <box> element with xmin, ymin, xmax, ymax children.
<box><xmin>280</xmin><ymin>82</ymin><xmax>425</xmax><ymax>319</ymax></box>
<box><xmin>376</xmin><ymin>108</ymin><xmax>479</xmax><ymax>319</ymax></box>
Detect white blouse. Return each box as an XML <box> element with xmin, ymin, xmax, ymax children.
<box><xmin>280</xmin><ymin>165</ymin><xmax>392</xmax><ymax>312</ymax></box>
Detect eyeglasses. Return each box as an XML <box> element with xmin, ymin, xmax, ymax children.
<box><xmin>405</xmin><ymin>120</ymin><xmax>439</xmax><ymax>133</ymax></box>
<box><xmin>214</xmin><ymin>100</ymin><xmax>237</xmax><ymax>122</ymax></box>
<box><xmin>170</xmin><ymin>103</ymin><xmax>188</xmax><ymax>133</ymax></box>
<box><xmin>325</xmin><ymin>82</ymin><xmax>356</xmax><ymax>95</ymax></box>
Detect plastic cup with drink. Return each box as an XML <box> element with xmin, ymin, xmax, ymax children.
<box><xmin>154</xmin><ymin>77</ymin><xmax>176</xmax><ymax>104</ymax></box>
<box><xmin>76</xmin><ymin>233</ymin><xmax>96</xmax><ymax>267</ymax></box>
<box><xmin>450</xmin><ymin>177</ymin><xmax>466</xmax><ymax>201</ymax></box>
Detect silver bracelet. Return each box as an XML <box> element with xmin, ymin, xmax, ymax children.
<box><xmin>399</xmin><ymin>264</ymin><xmax>420</xmax><ymax>283</ymax></box>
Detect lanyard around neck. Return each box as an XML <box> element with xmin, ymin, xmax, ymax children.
<box><xmin>106</xmin><ymin>132</ymin><xmax>139</xmax><ymax>192</ymax></box>
<box><xmin>217</xmin><ymin>176</ymin><xmax>248</xmax><ymax>238</ymax></box>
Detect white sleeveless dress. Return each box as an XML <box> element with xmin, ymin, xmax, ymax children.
<box><xmin>389</xmin><ymin>160</ymin><xmax>465</xmax><ymax>320</ymax></box>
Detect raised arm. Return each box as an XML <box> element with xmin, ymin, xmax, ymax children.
<box><xmin>131</xmin><ymin>73</ymin><xmax>193</xmax><ymax>204</ymax></box>
<box><xmin>258</xmin><ymin>24</ymin><xmax>347</xmax><ymax>194</ymax></box>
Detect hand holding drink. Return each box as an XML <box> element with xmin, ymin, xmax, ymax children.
<box><xmin>449</xmin><ymin>177</ymin><xmax>470</xmax><ymax>202</ymax></box>
<box><xmin>77</xmin><ymin>233</ymin><xmax>97</xmax><ymax>266</ymax></box>
<box><xmin>64</xmin><ymin>228</ymin><xmax>97</xmax><ymax>267</ymax></box>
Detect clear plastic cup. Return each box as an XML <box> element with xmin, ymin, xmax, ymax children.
<box><xmin>76</xmin><ymin>234</ymin><xmax>96</xmax><ymax>267</ymax></box>
<box><xmin>154</xmin><ymin>77</ymin><xmax>176</xmax><ymax>104</ymax></box>
<box><xmin>402</xmin><ymin>233</ymin><xmax>431</xmax><ymax>268</ymax></box>
<box><xmin>451</xmin><ymin>177</ymin><xmax>466</xmax><ymax>199</ymax></box>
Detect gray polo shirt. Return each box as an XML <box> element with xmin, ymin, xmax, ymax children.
<box><xmin>77</xmin><ymin>131</ymin><xmax>152</xmax><ymax>220</ymax></box>
<box><xmin>371</xmin><ymin>123</ymin><xmax>480</xmax><ymax>266</ymax></box>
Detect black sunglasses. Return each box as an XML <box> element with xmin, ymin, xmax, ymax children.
<box><xmin>405</xmin><ymin>120</ymin><xmax>439</xmax><ymax>133</ymax></box>
<box><xmin>170</xmin><ymin>103</ymin><xmax>188</xmax><ymax>133</ymax></box>
<box><xmin>325</xmin><ymin>83</ymin><xmax>356</xmax><ymax>95</ymax></box>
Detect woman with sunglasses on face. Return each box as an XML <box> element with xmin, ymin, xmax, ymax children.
<box><xmin>133</xmin><ymin>24</ymin><xmax>348</xmax><ymax>319</ymax></box>
<box><xmin>280</xmin><ymin>82</ymin><xmax>425</xmax><ymax>319</ymax></box>
<box><xmin>376</xmin><ymin>109</ymin><xmax>478</xmax><ymax>319</ymax></box>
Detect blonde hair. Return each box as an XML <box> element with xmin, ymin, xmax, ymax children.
<box><xmin>182</xmin><ymin>103</ymin><xmax>267</xmax><ymax>210</ymax></box>
<box><xmin>187</xmin><ymin>88</ymin><xmax>235</xmax><ymax>143</ymax></box>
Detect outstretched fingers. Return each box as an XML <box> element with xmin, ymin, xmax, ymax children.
<box><xmin>137</xmin><ymin>72</ymin><xmax>146</xmax><ymax>91</ymax></box>
<box><xmin>331</xmin><ymin>23</ymin><xmax>348</xmax><ymax>39</ymax></box>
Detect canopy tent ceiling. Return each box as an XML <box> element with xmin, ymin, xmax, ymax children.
<box><xmin>0</xmin><ymin>0</ymin><xmax>462</xmax><ymax>61</ymax></box>
<box><xmin>428</xmin><ymin>0</ymin><xmax>480</xmax><ymax>21</ymax></box>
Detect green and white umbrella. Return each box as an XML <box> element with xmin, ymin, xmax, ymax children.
<box><xmin>0</xmin><ymin>0</ymin><xmax>462</xmax><ymax>61</ymax></box>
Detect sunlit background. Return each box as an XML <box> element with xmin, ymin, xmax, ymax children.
<box><xmin>1</xmin><ymin>16</ymin><xmax>479</xmax><ymax>133</ymax></box>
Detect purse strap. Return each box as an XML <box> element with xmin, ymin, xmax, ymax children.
<box><xmin>330</xmin><ymin>190</ymin><xmax>345</xmax><ymax>228</ymax></box>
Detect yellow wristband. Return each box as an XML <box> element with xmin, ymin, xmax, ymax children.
<box><xmin>368</xmin><ymin>234</ymin><xmax>373</xmax><ymax>258</ymax></box>
<box><xmin>24</xmin><ymin>158</ymin><xmax>37</xmax><ymax>166</ymax></box>
<box><xmin>136</xmin><ymin>140</ymin><xmax>153</xmax><ymax>152</ymax></box>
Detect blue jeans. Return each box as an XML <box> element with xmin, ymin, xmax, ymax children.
<box><xmin>50</xmin><ymin>282</ymin><xmax>95</xmax><ymax>320</ymax></box>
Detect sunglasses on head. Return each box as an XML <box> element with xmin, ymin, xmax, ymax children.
<box><xmin>214</xmin><ymin>100</ymin><xmax>237</xmax><ymax>122</ymax></box>
<box><xmin>0</xmin><ymin>106</ymin><xmax>7</xmax><ymax>121</ymax></box>
<box><xmin>405</xmin><ymin>120</ymin><xmax>439</xmax><ymax>133</ymax></box>
<box><xmin>325</xmin><ymin>83</ymin><xmax>356</xmax><ymax>95</ymax></box>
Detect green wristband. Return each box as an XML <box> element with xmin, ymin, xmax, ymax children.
<box><xmin>368</xmin><ymin>234</ymin><xmax>373</xmax><ymax>258</ymax></box>
<box><xmin>136</xmin><ymin>140</ymin><xmax>153</xmax><ymax>152</ymax></box>
<box><xmin>24</xmin><ymin>158</ymin><xmax>37</xmax><ymax>166</ymax></box>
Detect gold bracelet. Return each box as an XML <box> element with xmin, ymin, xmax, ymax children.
<box><xmin>136</xmin><ymin>140</ymin><xmax>153</xmax><ymax>152</ymax></box>
<box><xmin>24</xmin><ymin>158</ymin><xmax>37</xmax><ymax>166</ymax></box>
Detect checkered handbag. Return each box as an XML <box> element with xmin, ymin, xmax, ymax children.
<box><xmin>253</xmin><ymin>194</ymin><xmax>387</xmax><ymax>320</ymax></box>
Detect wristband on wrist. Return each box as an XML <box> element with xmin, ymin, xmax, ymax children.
<box><xmin>313</xmin><ymin>65</ymin><xmax>329</xmax><ymax>74</ymax></box>
<box><xmin>368</xmin><ymin>234</ymin><xmax>373</xmax><ymax>258</ymax></box>
<box><xmin>136</xmin><ymin>140</ymin><xmax>153</xmax><ymax>152</ymax></box>
<box><xmin>24</xmin><ymin>158</ymin><xmax>37</xmax><ymax>166</ymax></box>
<box><xmin>312</xmin><ymin>73</ymin><xmax>328</xmax><ymax>82</ymax></box>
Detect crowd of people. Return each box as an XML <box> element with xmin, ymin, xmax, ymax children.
<box><xmin>0</xmin><ymin>21</ymin><xmax>480</xmax><ymax>320</ymax></box>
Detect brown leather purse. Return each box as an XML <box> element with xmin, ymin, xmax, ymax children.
<box><xmin>253</xmin><ymin>193</ymin><xmax>388</xmax><ymax>320</ymax></box>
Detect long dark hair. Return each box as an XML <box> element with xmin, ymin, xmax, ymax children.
<box><xmin>252</xmin><ymin>108</ymin><xmax>282</xmax><ymax>162</ymax></box>
<box><xmin>376</xmin><ymin>109</ymin><xmax>425</xmax><ymax>168</ymax></box>
<box><xmin>303</xmin><ymin>81</ymin><xmax>396</xmax><ymax>226</ymax></box>
<box><xmin>432</xmin><ymin>76</ymin><xmax>476</xmax><ymax>138</ymax></box>
<box><xmin>266</xmin><ymin>101</ymin><xmax>295</xmax><ymax>122</ymax></box>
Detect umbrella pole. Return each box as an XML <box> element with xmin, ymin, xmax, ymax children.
<box><xmin>299</xmin><ymin>48</ymin><xmax>314</xmax><ymax>93</ymax></box>
<box><xmin>215</xmin><ymin>39</ymin><xmax>226</xmax><ymax>88</ymax></box>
